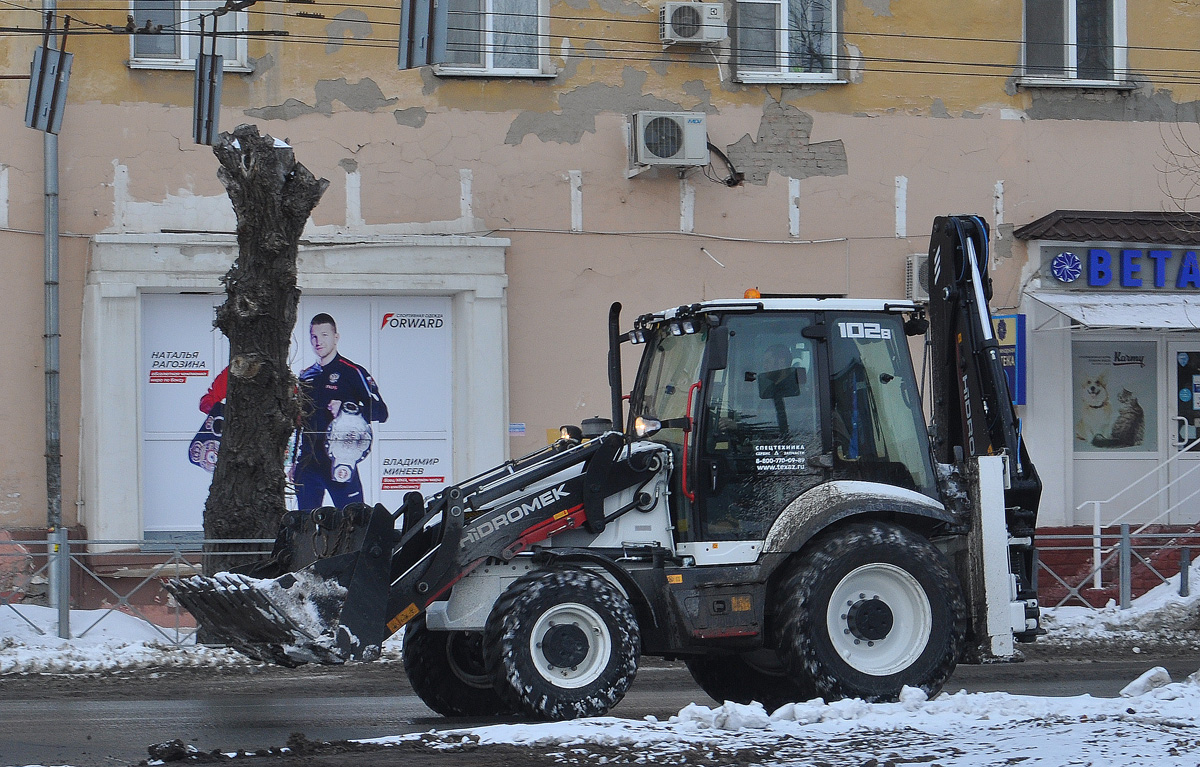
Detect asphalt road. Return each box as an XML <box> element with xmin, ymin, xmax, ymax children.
<box><xmin>2</xmin><ymin>646</ymin><xmax>1199</xmax><ymax>767</ymax></box>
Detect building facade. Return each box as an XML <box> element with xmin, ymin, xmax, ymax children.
<box><xmin>2</xmin><ymin>0</ymin><xmax>1199</xmax><ymax>543</ymax></box>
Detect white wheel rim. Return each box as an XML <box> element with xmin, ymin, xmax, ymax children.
<box><xmin>826</xmin><ymin>563</ymin><xmax>932</xmax><ymax>677</ymax></box>
<box><xmin>529</xmin><ymin>602</ymin><xmax>611</xmax><ymax>689</ymax></box>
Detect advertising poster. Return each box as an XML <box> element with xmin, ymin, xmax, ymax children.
<box><xmin>141</xmin><ymin>294</ymin><xmax>227</xmax><ymax>538</ymax></box>
<box><xmin>1174</xmin><ymin>350</ymin><xmax>1200</xmax><ymax>451</ymax></box>
<box><xmin>991</xmin><ymin>314</ymin><xmax>1026</xmax><ymax>406</ymax></box>
<box><xmin>141</xmin><ymin>294</ymin><xmax>453</xmax><ymax>537</ymax></box>
<box><xmin>1071</xmin><ymin>340</ymin><xmax>1156</xmax><ymax>453</ymax></box>
<box><xmin>289</xmin><ymin>296</ymin><xmax>452</xmax><ymax>512</ymax></box>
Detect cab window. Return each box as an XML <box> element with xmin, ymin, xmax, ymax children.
<box><xmin>699</xmin><ymin>313</ymin><xmax>822</xmax><ymax>540</ymax></box>
<box><xmin>828</xmin><ymin>314</ymin><xmax>936</xmax><ymax>497</ymax></box>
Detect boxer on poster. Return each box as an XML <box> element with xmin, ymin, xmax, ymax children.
<box><xmin>188</xmin><ymin>367</ymin><xmax>228</xmax><ymax>473</ymax></box>
<box><xmin>294</xmin><ymin>313</ymin><xmax>389</xmax><ymax>510</ymax></box>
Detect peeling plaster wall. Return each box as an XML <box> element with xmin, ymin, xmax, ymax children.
<box><xmin>726</xmin><ymin>99</ymin><xmax>848</xmax><ymax>186</ymax></box>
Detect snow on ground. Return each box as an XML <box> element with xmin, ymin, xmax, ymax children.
<box><xmin>381</xmin><ymin>682</ymin><xmax>1200</xmax><ymax>766</ymax></box>
<box><xmin>1041</xmin><ymin>557</ymin><xmax>1200</xmax><ymax>641</ymax></box>
<box><xmin>0</xmin><ymin>602</ymin><xmax>406</xmax><ymax>674</ymax></box>
<box><xmin>4</xmin><ymin>566</ymin><xmax>1200</xmax><ymax>766</ymax></box>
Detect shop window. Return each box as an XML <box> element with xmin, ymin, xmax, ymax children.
<box><xmin>1071</xmin><ymin>340</ymin><xmax>1156</xmax><ymax>453</ymax></box>
<box><xmin>734</xmin><ymin>0</ymin><xmax>839</xmax><ymax>83</ymax></box>
<box><xmin>1023</xmin><ymin>0</ymin><xmax>1127</xmax><ymax>85</ymax></box>
<box><xmin>437</xmin><ymin>0</ymin><xmax>552</xmax><ymax>77</ymax></box>
<box><xmin>130</xmin><ymin>0</ymin><xmax>249</xmax><ymax>70</ymax></box>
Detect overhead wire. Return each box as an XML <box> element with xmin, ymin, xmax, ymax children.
<box><xmin>6</xmin><ymin>2</ymin><xmax>1200</xmax><ymax>85</ymax></box>
<box><xmin>10</xmin><ymin>1</ymin><xmax>1200</xmax><ymax>59</ymax></box>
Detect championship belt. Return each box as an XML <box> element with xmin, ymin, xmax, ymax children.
<box><xmin>326</xmin><ymin>401</ymin><xmax>373</xmax><ymax>484</ymax></box>
<box><xmin>188</xmin><ymin>402</ymin><xmax>224</xmax><ymax>473</ymax></box>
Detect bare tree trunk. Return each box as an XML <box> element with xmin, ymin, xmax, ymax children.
<box><xmin>204</xmin><ymin>124</ymin><xmax>328</xmax><ymax>574</ymax></box>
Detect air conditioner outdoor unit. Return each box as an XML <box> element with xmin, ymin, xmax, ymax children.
<box><xmin>660</xmin><ymin>2</ymin><xmax>726</xmax><ymax>45</ymax></box>
<box><xmin>633</xmin><ymin>111</ymin><xmax>709</xmax><ymax>167</ymax></box>
<box><xmin>906</xmin><ymin>253</ymin><xmax>930</xmax><ymax>302</ymax></box>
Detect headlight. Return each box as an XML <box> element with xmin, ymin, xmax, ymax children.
<box><xmin>634</xmin><ymin>416</ymin><xmax>662</xmax><ymax>438</ymax></box>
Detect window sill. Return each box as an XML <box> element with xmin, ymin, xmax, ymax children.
<box><xmin>1016</xmin><ymin>77</ymin><xmax>1136</xmax><ymax>91</ymax></box>
<box><xmin>128</xmin><ymin>59</ymin><xmax>253</xmax><ymax>73</ymax></box>
<box><xmin>733</xmin><ymin>74</ymin><xmax>845</xmax><ymax>85</ymax></box>
<box><xmin>432</xmin><ymin>65</ymin><xmax>558</xmax><ymax>79</ymax></box>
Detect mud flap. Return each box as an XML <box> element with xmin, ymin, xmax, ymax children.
<box><xmin>167</xmin><ymin>504</ymin><xmax>395</xmax><ymax>665</ymax></box>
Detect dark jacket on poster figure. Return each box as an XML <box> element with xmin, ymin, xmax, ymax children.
<box><xmin>297</xmin><ymin>353</ymin><xmax>389</xmax><ymax>470</ymax></box>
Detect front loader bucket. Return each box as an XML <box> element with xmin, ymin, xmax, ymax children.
<box><xmin>167</xmin><ymin>503</ymin><xmax>396</xmax><ymax>666</ymax></box>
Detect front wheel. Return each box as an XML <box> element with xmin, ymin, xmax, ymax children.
<box><xmin>777</xmin><ymin>521</ymin><xmax>967</xmax><ymax>702</ymax></box>
<box><xmin>484</xmin><ymin>568</ymin><xmax>640</xmax><ymax>720</ymax></box>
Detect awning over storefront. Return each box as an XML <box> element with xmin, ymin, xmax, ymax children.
<box><xmin>1031</xmin><ymin>292</ymin><xmax>1200</xmax><ymax>329</ymax></box>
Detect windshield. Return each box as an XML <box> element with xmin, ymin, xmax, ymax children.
<box><xmin>635</xmin><ymin>327</ymin><xmax>709</xmax><ymax>428</ymax></box>
<box><xmin>630</xmin><ymin>325</ymin><xmax>708</xmax><ymax>535</ymax></box>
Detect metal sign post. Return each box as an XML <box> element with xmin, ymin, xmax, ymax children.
<box><xmin>194</xmin><ymin>15</ymin><xmax>223</xmax><ymax>145</ymax></box>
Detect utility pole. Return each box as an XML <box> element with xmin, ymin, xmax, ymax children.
<box><xmin>43</xmin><ymin>3</ymin><xmax>61</xmax><ymax>534</ymax></box>
<box><xmin>42</xmin><ymin>0</ymin><xmax>66</xmax><ymax>637</ymax></box>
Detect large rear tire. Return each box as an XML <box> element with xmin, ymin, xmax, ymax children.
<box><xmin>685</xmin><ymin>649</ymin><xmax>817</xmax><ymax>711</ymax></box>
<box><xmin>484</xmin><ymin>568</ymin><xmax>639</xmax><ymax>720</ymax></box>
<box><xmin>403</xmin><ymin>614</ymin><xmax>513</xmax><ymax>717</ymax></box>
<box><xmin>777</xmin><ymin>521</ymin><xmax>967</xmax><ymax>702</ymax></box>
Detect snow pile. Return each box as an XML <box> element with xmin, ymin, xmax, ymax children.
<box><xmin>1119</xmin><ymin>665</ymin><xmax>1173</xmax><ymax>697</ymax></box>
<box><xmin>362</xmin><ymin>676</ymin><xmax>1200</xmax><ymax>766</ymax></box>
<box><xmin>1040</xmin><ymin>557</ymin><xmax>1200</xmax><ymax>641</ymax></box>
<box><xmin>0</xmin><ymin>601</ymin><xmax>405</xmax><ymax>674</ymax></box>
<box><xmin>0</xmin><ymin>603</ymin><xmax>248</xmax><ymax>674</ymax></box>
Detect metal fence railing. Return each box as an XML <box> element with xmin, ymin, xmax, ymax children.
<box><xmin>3</xmin><ymin>527</ymin><xmax>1196</xmax><ymax>648</ymax></box>
<box><xmin>1035</xmin><ymin>526</ymin><xmax>1200</xmax><ymax>609</ymax></box>
<box><xmin>0</xmin><ymin>535</ymin><xmax>273</xmax><ymax>645</ymax></box>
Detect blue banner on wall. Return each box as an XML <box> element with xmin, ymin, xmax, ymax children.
<box><xmin>992</xmin><ymin>314</ymin><xmax>1026</xmax><ymax>406</ymax></box>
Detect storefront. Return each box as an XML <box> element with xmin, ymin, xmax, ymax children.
<box><xmin>81</xmin><ymin>234</ymin><xmax>509</xmax><ymax>543</ymax></box>
<box><xmin>1017</xmin><ymin>211</ymin><xmax>1200</xmax><ymax>529</ymax></box>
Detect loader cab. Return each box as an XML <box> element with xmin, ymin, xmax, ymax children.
<box><xmin>627</xmin><ymin>301</ymin><xmax>937</xmax><ymax>546</ymax></box>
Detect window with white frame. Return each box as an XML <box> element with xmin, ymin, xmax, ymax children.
<box><xmin>1023</xmin><ymin>0</ymin><xmax>1126</xmax><ymax>83</ymax></box>
<box><xmin>439</xmin><ymin>0</ymin><xmax>549</xmax><ymax>76</ymax></box>
<box><xmin>734</xmin><ymin>0</ymin><xmax>838</xmax><ymax>82</ymax></box>
<box><xmin>130</xmin><ymin>1</ymin><xmax>248</xmax><ymax>70</ymax></box>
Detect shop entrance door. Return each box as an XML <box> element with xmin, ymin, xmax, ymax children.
<box><xmin>1167</xmin><ymin>342</ymin><xmax>1200</xmax><ymax>524</ymax></box>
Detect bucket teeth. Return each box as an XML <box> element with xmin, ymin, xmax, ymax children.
<box><xmin>167</xmin><ymin>572</ymin><xmax>349</xmax><ymax>667</ymax></box>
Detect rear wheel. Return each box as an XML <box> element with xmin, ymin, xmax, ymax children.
<box><xmin>484</xmin><ymin>568</ymin><xmax>639</xmax><ymax>720</ymax></box>
<box><xmin>403</xmin><ymin>615</ymin><xmax>513</xmax><ymax>717</ymax></box>
<box><xmin>777</xmin><ymin>521</ymin><xmax>966</xmax><ymax>702</ymax></box>
<box><xmin>685</xmin><ymin>649</ymin><xmax>817</xmax><ymax>711</ymax></box>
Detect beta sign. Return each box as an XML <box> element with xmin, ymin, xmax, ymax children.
<box><xmin>1083</xmin><ymin>248</ymin><xmax>1200</xmax><ymax>289</ymax></box>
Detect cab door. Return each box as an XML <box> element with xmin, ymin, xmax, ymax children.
<box><xmin>697</xmin><ymin>312</ymin><xmax>826</xmax><ymax>541</ymax></box>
